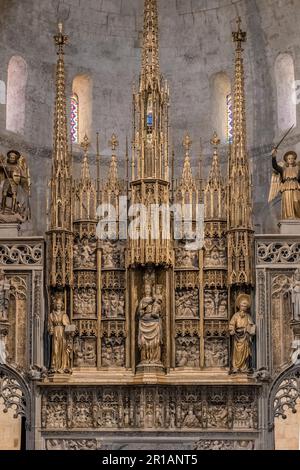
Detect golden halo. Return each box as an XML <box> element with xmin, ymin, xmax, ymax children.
<box><xmin>283</xmin><ymin>151</ymin><xmax>297</xmax><ymax>163</ymax></box>
<box><xmin>236</xmin><ymin>293</ymin><xmax>251</xmax><ymax>309</ymax></box>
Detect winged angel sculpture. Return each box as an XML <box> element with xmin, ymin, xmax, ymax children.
<box><xmin>269</xmin><ymin>147</ymin><xmax>300</xmax><ymax>220</ymax></box>
<box><xmin>0</xmin><ymin>150</ymin><xmax>31</xmax><ymax>223</ymax></box>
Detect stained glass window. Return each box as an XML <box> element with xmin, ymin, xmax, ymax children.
<box><xmin>71</xmin><ymin>93</ymin><xmax>79</xmax><ymax>143</ymax></box>
<box><xmin>227</xmin><ymin>93</ymin><xmax>233</xmax><ymax>144</ymax></box>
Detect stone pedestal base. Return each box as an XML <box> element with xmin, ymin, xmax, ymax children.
<box><xmin>136</xmin><ymin>362</ymin><xmax>165</xmax><ymax>378</ymax></box>
<box><xmin>0</xmin><ymin>223</ymin><xmax>20</xmax><ymax>238</ymax></box>
<box><xmin>278</xmin><ymin>220</ymin><xmax>300</xmax><ymax>235</ymax></box>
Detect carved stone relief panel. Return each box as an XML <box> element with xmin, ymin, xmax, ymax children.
<box><xmin>204</xmin><ymin>238</ymin><xmax>226</xmax><ymax>268</ymax></box>
<box><xmin>46</xmin><ymin>439</ymin><xmax>98</xmax><ymax>450</ymax></box>
<box><xmin>175</xmin><ymin>288</ymin><xmax>199</xmax><ymax>319</ymax></box>
<box><xmin>101</xmin><ymin>241</ymin><xmax>125</xmax><ymax>270</ymax></box>
<box><xmin>74</xmin><ymin>337</ymin><xmax>97</xmax><ymax>368</ymax></box>
<box><xmin>73</xmin><ymin>287</ymin><xmax>96</xmax><ymax>318</ymax></box>
<box><xmin>42</xmin><ymin>390</ymin><xmax>68</xmax><ymax>429</ymax></box>
<box><xmin>102</xmin><ymin>290</ymin><xmax>125</xmax><ymax>319</ymax></box>
<box><xmin>206</xmin><ymin>390</ymin><xmax>229</xmax><ymax>429</ymax></box>
<box><xmin>71</xmin><ymin>391</ymin><xmax>94</xmax><ymax>428</ymax></box>
<box><xmin>204</xmin><ymin>289</ymin><xmax>228</xmax><ymax>319</ymax></box>
<box><xmin>204</xmin><ymin>339</ymin><xmax>228</xmax><ymax>368</ymax></box>
<box><xmin>175</xmin><ymin>320</ymin><xmax>200</xmax><ymax>368</ymax></box>
<box><xmin>74</xmin><ymin>238</ymin><xmax>96</xmax><ymax>269</ymax></box>
<box><xmin>101</xmin><ymin>321</ymin><xmax>125</xmax><ymax>367</ymax></box>
<box><xmin>194</xmin><ymin>440</ymin><xmax>254</xmax><ymax>450</ymax></box>
<box><xmin>232</xmin><ymin>390</ymin><xmax>258</xmax><ymax>430</ymax></box>
<box><xmin>41</xmin><ymin>386</ymin><xmax>259</xmax><ymax>431</ymax></box>
<box><xmin>175</xmin><ymin>245</ymin><xmax>198</xmax><ymax>269</ymax></box>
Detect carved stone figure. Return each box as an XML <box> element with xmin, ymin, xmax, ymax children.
<box><xmin>74</xmin><ymin>238</ymin><xmax>96</xmax><ymax>269</ymax></box>
<box><xmin>269</xmin><ymin>148</ymin><xmax>300</xmax><ymax>219</ymax></box>
<box><xmin>229</xmin><ymin>294</ymin><xmax>256</xmax><ymax>374</ymax></box>
<box><xmin>0</xmin><ymin>150</ymin><xmax>30</xmax><ymax>222</ymax></box>
<box><xmin>176</xmin><ymin>336</ymin><xmax>199</xmax><ymax>367</ymax></box>
<box><xmin>0</xmin><ymin>269</ymin><xmax>12</xmax><ymax>321</ymax></box>
<box><xmin>176</xmin><ymin>246</ymin><xmax>197</xmax><ymax>268</ymax></box>
<box><xmin>205</xmin><ymin>339</ymin><xmax>228</xmax><ymax>368</ymax></box>
<box><xmin>48</xmin><ymin>294</ymin><xmax>73</xmax><ymax>373</ymax></box>
<box><xmin>183</xmin><ymin>408</ymin><xmax>199</xmax><ymax>428</ymax></box>
<box><xmin>137</xmin><ymin>282</ymin><xmax>163</xmax><ymax>365</ymax></box>
<box><xmin>290</xmin><ymin>269</ymin><xmax>300</xmax><ymax>321</ymax></box>
<box><xmin>74</xmin><ymin>338</ymin><xmax>96</xmax><ymax>367</ymax></box>
<box><xmin>176</xmin><ymin>289</ymin><xmax>198</xmax><ymax>318</ymax></box>
<box><xmin>74</xmin><ymin>287</ymin><xmax>96</xmax><ymax>318</ymax></box>
<box><xmin>102</xmin><ymin>290</ymin><xmax>125</xmax><ymax>318</ymax></box>
<box><xmin>204</xmin><ymin>290</ymin><xmax>228</xmax><ymax>319</ymax></box>
<box><xmin>204</xmin><ymin>239</ymin><xmax>226</xmax><ymax>267</ymax></box>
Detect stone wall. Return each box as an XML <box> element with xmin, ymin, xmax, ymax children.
<box><xmin>0</xmin><ymin>0</ymin><xmax>299</xmax><ymax>233</ymax></box>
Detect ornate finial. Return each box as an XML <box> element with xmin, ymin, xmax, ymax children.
<box><xmin>210</xmin><ymin>132</ymin><xmax>221</xmax><ymax>150</ymax></box>
<box><xmin>232</xmin><ymin>16</ymin><xmax>247</xmax><ymax>50</ymax></box>
<box><xmin>109</xmin><ymin>133</ymin><xmax>119</xmax><ymax>152</ymax></box>
<box><xmin>80</xmin><ymin>134</ymin><xmax>90</xmax><ymax>154</ymax></box>
<box><xmin>54</xmin><ymin>22</ymin><xmax>68</xmax><ymax>53</ymax></box>
<box><xmin>183</xmin><ymin>133</ymin><xmax>192</xmax><ymax>155</ymax></box>
<box><xmin>141</xmin><ymin>0</ymin><xmax>160</xmax><ymax>80</ymax></box>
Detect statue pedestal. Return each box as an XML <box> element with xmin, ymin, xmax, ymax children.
<box><xmin>278</xmin><ymin>220</ymin><xmax>300</xmax><ymax>235</ymax></box>
<box><xmin>136</xmin><ymin>362</ymin><xmax>165</xmax><ymax>376</ymax></box>
<box><xmin>0</xmin><ymin>223</ymin><xmax>20</xmax><ymax>238</ymax></box>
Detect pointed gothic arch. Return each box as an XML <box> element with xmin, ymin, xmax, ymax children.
<box><xmin>210</xmin><ymin>72</ymin><xmax>232</xmax><ymax>144</ymax></box>
<box><xmin>268</xmin><ymin>364</ymin><xmax>300</xmax><ymax>449</ymax></box>
<box><xmin>72</xmin><ymin>74</ymin><xmax>93</xmax><ymax>143</ymax></box>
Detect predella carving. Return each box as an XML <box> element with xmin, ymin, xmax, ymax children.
<box><xmin>41</xmin><ymin>386</ymin><xmax>258</xmax><ymax>431</ymax></box>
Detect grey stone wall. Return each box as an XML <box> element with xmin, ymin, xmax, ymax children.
<box><xmin>0</xmin><ymin>0</ymin><xmax>299</xmax><ymax>235</ymax></box>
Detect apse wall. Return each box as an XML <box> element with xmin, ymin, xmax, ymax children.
<box><xmin>0</xmin><ymin>0</ymin><xmax>299</xmax><ymax>235</ymax></box>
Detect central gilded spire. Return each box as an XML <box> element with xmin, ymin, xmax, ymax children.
<box><xmin>129</xmin><ymin>0</ymin><xmax>172</xmax><ymax>266</ymax></box>
<box><xmin>141</xmin><ymin>0</ymin><xmax>160</xmax><ymax>85</ymax></box>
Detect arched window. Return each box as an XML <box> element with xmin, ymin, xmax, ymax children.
<box><xmin>71</xmin><ymin>93</ymin><xmax>79</xmax><ymax>144</ymax></box>
<box><xmin>6</xmin><ymin>56</ymin><xmax>28</xmax><ymax>134</ymax></box>
<box><xmin>275</xmin><ymin>53</ymin><xmax>296</xmax><ymax>131</ymax></box>
<box><xmin>226</xmin><ymin>93</ymin><xmax>233</xmax><ymax>144</ymax></box>
<box><xmin>0</xmin><ymin>80</ymin><xmax>6</xmax><ymax>105</ymax></box>
<box><xmin>72</xmin><ymin>75</ymin><xmax>92</xmax><ymax>143</ymax></box>
<box><xmin>211</xmin><ymin>72</ymin><xmax>231</xmax><ymax>143</ymax></box>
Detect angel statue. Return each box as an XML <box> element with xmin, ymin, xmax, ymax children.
<box><xmin>0</xmin><ymin>150</ymin><xmax>31</xmax><ymax>223</ymax></box>
<box><xmin>269</xmin><ymin>147</ymin><xmax>300</xmax><ymax>220</ymax></box>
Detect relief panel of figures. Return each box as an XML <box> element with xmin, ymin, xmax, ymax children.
<box><xmin>41</xmin><ymin>386</ymin><xmax>258</xmax><ymax>431</ymax></box>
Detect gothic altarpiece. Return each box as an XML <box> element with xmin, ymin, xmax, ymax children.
<box><xmin>0</xmin><ymin>0</ymin><xmax>300</xmax><ymax>451</ymax></box>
